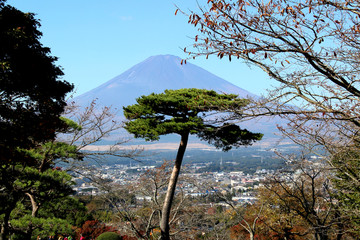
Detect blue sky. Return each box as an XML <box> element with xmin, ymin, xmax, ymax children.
<box><xmin>9</xmin><ymin>0</ymin><xmax>272</xmax><ymax>97</ymax></box>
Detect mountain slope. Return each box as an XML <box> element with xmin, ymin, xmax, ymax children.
<box><xmin>71</xmin><ymin>54</ymin><xmax>286</xmax><ymax>147</ymax></box>
<box><xmin>72</xmin><ymin>55</ymin><xmax>256</xmax><ymax>108</ymax></box>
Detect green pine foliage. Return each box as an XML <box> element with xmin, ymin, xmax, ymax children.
<box><xmin>0</xmin><ymin>1</ymin><xmax>73</xmax><ymax>164</ymax></box>
<box><xmin>10</xmin><ymin>215</ymin><xmax>72</xmax><ymax>239</ymax></box>
<box><xmin>0</xmin><ymin>2</ymin><xmax>83</xmax><ymax>239</ymax></box>
<box><xmin>13</xmin><ymin>166</ymin><xmax>74</xmax><ymax>198</ymax></box>
<box><xmin>124</xmin><ymin>88</ymin><xmax>262</xmax><ymax>239</ymax></box>
<box><xmin>124</xmin><ymin>88</ymin><xmax>262</xmax><ymax>150</ymax></box>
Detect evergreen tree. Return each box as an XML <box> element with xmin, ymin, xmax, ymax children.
<box><xmin>124</xmin><ymin>88</ymin><xmax>262</xmax><ymax>240</ymax></box>
<box><xmin>0</xmin><ymin>1</ymin><xmax>73</xmax><ymax>164</ymax></box>
<box><xmin>0</xmin><ymin>1</ymin><xmax>73</xmax><ymax>239</ymax></box>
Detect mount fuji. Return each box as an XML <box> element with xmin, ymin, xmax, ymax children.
<box><xmin>71</xmin><ymin>54</ymin><xmax>284</xmax><ymax>146</ymax></box>
<box><xmin>72</xmin><ymin>55</ymin><xmax>256</xmax><ymax>108</ymax></box>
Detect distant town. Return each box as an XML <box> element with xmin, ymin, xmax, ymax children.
<box><xmin>73</xmin><ymin>145</ymin><xmax>313</xmax><ymax>205</ymax></box>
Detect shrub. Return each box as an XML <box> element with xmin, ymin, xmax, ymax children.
<box><xmin>96</xmin><ymin>232</ymin><xmax>122</xmax><ymax>240</ymax></box>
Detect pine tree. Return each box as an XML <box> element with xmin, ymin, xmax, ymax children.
<box><xmin>124</xmin><ymin>88</ymin><xmax>262</xmax><ymax>239</ymax></box>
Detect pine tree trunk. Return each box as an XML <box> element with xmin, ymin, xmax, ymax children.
<box><xmin>26</xmin><ymin>193</ymin><xmax>39</xmax><ymax>217</ymax></box>
<box><xmin>160</xmin><ymin>132</ymin><xmax>189</xmax><ymax>240</ymax></box>
<box><xmin>0</xmin><ymin>216</ymin><xmax>9</xmax><ymax>240</ymax></box>
<box><xmin>1</xmin><ymin>205</ymin><xmax>13</xmax><ymax>240</ymax></box>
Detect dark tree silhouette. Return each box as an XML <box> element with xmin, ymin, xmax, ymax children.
<box><xmin>0</xmin><ymin>1</ymin><xmax>73</xmax><ymax>165</ymax></box>
<box><xmin>0</xmin><ymin>2</ymin><xmax>72</xmax><ymax>239</ymax></box>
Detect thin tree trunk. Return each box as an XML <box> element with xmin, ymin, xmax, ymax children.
<box><xmin>26</xmin><ymin>193</ymin><xmax>39</xmax><ymax>217</ymax></box>
<box><xmin>0</xmin><ymin>210</ymin><xmax>10</xmax><ymax>240</ymax></box>
<box><xmin>0</xmin><ymin>200</ymin><xmax>18</xmax><ymax>240</ymax></box>
<box><xmin>160</xmin><ymin>132</ymin><xmax>189</xmax><ymax>240</ymax></box>
<box><xmin>249</xmin><ymin>232</ymin><xmax>254</xmax><ymax>240</ymax></box>
<box><xmin>24</xmin><ymin>193</ymin><xmax>39</xmax><ymax>239</ymax></box>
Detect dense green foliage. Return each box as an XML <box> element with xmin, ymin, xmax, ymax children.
<box><xmin>0</xmin><ymin>2</ymin><xmax>73</xmax><ymax>164</ymax></box>
<box><xmin>0</xmin><ymin>2</ymin><xmax>80</xmax><ymax>239</ymax></box>
<box><xmin>124</xmin><ymin>88</ymin><xmax>262</xmax><ymax>150</ymax></box>
<box><xmin>0</xmin><ymin>158</ymin><xmax>85</xmax><ymax>239</ymax></box>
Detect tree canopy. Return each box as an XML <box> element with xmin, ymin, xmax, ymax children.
<box><xmin>0</xmin><ymin>2</ymin><xmax>76</xmax><ymax>239</ymax></box>
<box><xmin>124</xmin><ymin>88</ymin><xmax>262</xmax><ymax>240</ymax></box>
<box><xmin>124</xmin><ymin>88</ymin><xmax>262</xmax><ymax>150</ymax></box>
<box><xmin>0</xmin><ymin>2</ymin><xmax>73</xmax><ymax>164</ymax></box>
